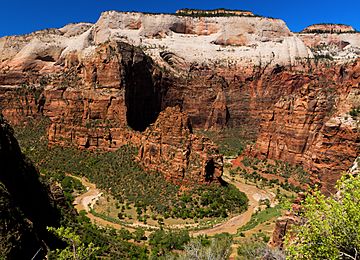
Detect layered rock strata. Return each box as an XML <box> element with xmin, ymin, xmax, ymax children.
<box><xmin>250</xmin><ymin>61</ymin><xmax>360</xmax><ymax>192</ymax></box>
<box><xmin>0</xmin><ymin>12</ymin><xmax>359</xmax><ymax>189</ymax></box>
<box><xmin>0</xmin><ymin>41</ymin><xmax>163</xmax><ymax>149</ymax></box>
<box><xmin>175</xmin><ymin>8</ymin><xmax>255</xmax><ymax>17</ymax></box>
<box><xmin>138</xmin><ymin>106</ymin><xmax>223</xmax><ymax>185</ymax></box>
<box><xmin>301</xmin><ymin>24</ymin><xmax>356</xmax><ymax>34</ymax></box>
<box><xmin>298</xmin><ymin>24</ymin><xmax>360</xmax><ymax>61</ymax></box>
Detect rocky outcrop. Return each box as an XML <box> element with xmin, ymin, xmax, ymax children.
<box><xmin>93</xmin><ymin>11</ymin><xmax>311</xmax><ymax>66</ymax></box>
<box><xmin>250</xmin><ymin>61</ymin><xmax>360</xmax><ymax>192</ymax></box>
<box><xmin>270</xmin><ymin>192</ymin><xmax>305</xmax><ymax>249</ymax></box>
<box><xmin>298</xmin><ymin>24</ymin><xmax>360</xmax><ymax>61</ymax></box>
<box><xmin>348</xmin><ymin>156</ymin><xmax>360</xmax><ymax>175</ymax></box>
<box><xmin>138</xmin><ymin>106</ymin><xmax>223</xmax><ymax>185</ymax></box>
<box><xmin>175</xmin><ymin>8</ymin><xmax>255</xmax><ymax>17</ymax></box>
<box><xmin>0</xmin><ymin>114</ymin><xmax>64</xmax><ymax>259</ymax></box>
<box><xmin>301</xmin><ymin>24</ymin><xmax>356</xmax><ymax>34</ymax></box>
<box><xmin>269</xmin><ymin>215</ymin><xmax>299</xmax><ymax>249</ymax></box>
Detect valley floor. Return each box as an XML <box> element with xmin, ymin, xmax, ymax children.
<box><xmin>71</xmin><ymin>165</ymin><xmax>276</xmax><ymax>237</ymax></box>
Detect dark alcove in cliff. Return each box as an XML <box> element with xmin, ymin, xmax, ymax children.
<box><xmin>205</xmin><ymin>159</ymin><xmax>215</xmax><ymax>181</ymax></box>
<box><xmin>125</xmin><ymin>49</ymin><xmax>162</xmax><ymax>132</ymax></box>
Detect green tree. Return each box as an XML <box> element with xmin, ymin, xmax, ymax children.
<box><xmin>47</xmin><ymin>226</ymin><xmax>100</xmax><ymax>260</ymax></box>
<box><xmin>149</xmin><ymin>229</ymin><xmax>190</xmax><ymax>256</ymax></box>
<box><xmin>133</xmin><ymin>228</ymin><xmax>146</xmax><ymax>242</ymax></box>
<box><xmin>286</xmin><ymin>174</ymin><xmax>360</xmax><ymax>260</ymax></box>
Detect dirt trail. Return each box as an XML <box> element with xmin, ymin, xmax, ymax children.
<box><xmin>73</xmin><ymin>176</ymin><xmax>102</xmax><ymax>212</ymax></box>
<box><xmin>71</xmin><ymin>171</ymin><xmax>275</xmax><ymax>236</ymax></box>
<box><xmin>191</xmin><ymin>173</ymin><xmax>275</xmax><ymax>236</ymax></box>
<box><xmin>70</xmin><ymin>175</ymin><xmax>136</xmax><ymax>231</ymax></box>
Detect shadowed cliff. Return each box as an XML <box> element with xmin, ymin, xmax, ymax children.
<box><xmin>0</xmin><ymin>113</ymin><xmax>62</xmax><ymax>259</ymax></box>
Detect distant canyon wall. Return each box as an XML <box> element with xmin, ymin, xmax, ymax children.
<box><xmin>0</xmin><ymin>11</ymin><xmax>359</xmax><ymax>188</ymax></box>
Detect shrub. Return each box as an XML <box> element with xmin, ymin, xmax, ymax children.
<box><xmin>286</xmin><ymin>174</ymin><xmax>360</xmax><ymax>260</ymax></box>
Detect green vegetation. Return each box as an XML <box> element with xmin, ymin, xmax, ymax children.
<box><xmin>177</xmin><ymin>233</ymin><xmax>233</xmax><ymax>260</ymax></box>
<box><xmin>237</xmin><ymin>241</ymin><xmax>285</xmax><ymax>260</ymax></box>
<box><xmin>349</xmin><ymin>106</ymin><xmax>360</xmax><ymax>119</ymax></box>
<box><xmin>237</xmin><ymin>205</ymin><xmax>282</xmax><ymax>233</ymax></box>
<box><xmin>74</xmin><ymin>222</ymin><xmax>149</xmax><ymax>259</ymax></box>
<box><xmin>286</xmin><ymin>174</ymin><xmax>360</xmax><ymax>260</ymax></box>
<box><xmin>314</xmin><ymin>53</ymin><xmax>334</xmax><ymax>61</ymax></box>
<box><xmin>15</xmin><ymin>118</ymin><xmax>248</xmax><ymax>222</ymax></box>
<box><xmin>47</xmin><ymin>226</ymin><xmax>100</xmax><ymax>260</ymax></box>
<box><xmin>44</xmin><ymin>210</ymin><xmax>149</xmax><ymax>259</ymax></box>
<box><xmin>176</xmin><ymin>8</ymin><xmax>256</xmax><ymax>18</ymax></box>
<box><xmin>198</xmin><ymin>127</ymin><xmax>257</xmax><ymax>157</ymax></box>
<box><xmin>149</xmin><ymin>229</ymin><xmax>190</xmax><ymax>257</ymax></box>
<box><xmin>234</xmin><ymin>156</ymin><xmax>310</xmax><ymax>192</ymax></box>
<box><xmin>13</xmin><ymin>118</ymin><xmax>302</xmax><ymax>259</ymax></box>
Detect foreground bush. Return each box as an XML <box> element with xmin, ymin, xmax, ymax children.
<box><xmin>286</xmin><ymin>174</ymin><xmax>360</xmax><ymax>260</ymax></box>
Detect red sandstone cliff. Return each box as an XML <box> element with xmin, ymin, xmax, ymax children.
<box><xmin>0</xmin><ymin>41</ymin><xmax>164</xmax><ymax>149</ymax></box>
<box><xmin>250</xmin><ymin>61</ymin><xmax>360</xmax><ymax>192</ymax></box>
<box><xmin>0</xmin><ymin>40</ymin><xmax>224</xmax><ymax>186</ymax></box>
<box><xmin>138</xmin><ymin>106</ymin><xmax>223</xmax><ymax>185</ymax></box>
<box><xmin>0</xmin><ymin>12</ymin><xmax>359</xmax><ymax>190</ymax></box>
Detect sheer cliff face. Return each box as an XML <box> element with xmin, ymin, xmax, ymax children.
<box><xmin>0</xmin><ymin>12</ymin><xmax>359</xmax><ymax>189</ymax></box>
<box><xmin>250</xmin><ymin>61</ymin><xmax>360</xmax><ymax>192</ymax></box>
<box><xmin>0</xmin><ymin>41</ymin><xmax>164</xmax><ymax>149</ymax></box>
<box><xmin>138</xmin><ymin>107</ymin><xmax>223</xmax><ymax>186</ymax></box>
<box><xmin>0</xmin><ymin>11</ymin><xmax>313</xmax><ymax>74</ymax></box>
<box><xmin>93</xmin><ymin>11</ymin><xmax>312</xmax><ymax>66</ymax></box>
<box><xmin>44</xmin><ymin>41</ymin><xmax>164</xmax><ymax>148</ymax></box>
<box><xmin>0</xmin><ymin>115</ymin><xmax>62</xmax><ymax>259</ymax></box>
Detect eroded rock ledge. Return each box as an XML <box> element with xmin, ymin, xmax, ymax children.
<box><xmin>138</xmin><ymin>106</ymin><xmax>223</xmax><ymax>186</ymax></box>
<box><xmin>301</xmin><ymin>24</ymin><xmax>356</xmax><ymax>34</ymax></box>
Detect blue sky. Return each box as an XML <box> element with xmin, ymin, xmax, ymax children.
<box><xmin>1</xmin><ymin>0</ymin><xmax>359</xmax><ymax>37</ymax></box>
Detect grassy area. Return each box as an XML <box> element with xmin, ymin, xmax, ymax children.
<box><xmin>13</xmin><ymin>117</ymin><xmax>294</xmax><ymax>259</ymax></box>
<box><xmin>237</xmin><ymin>205</ymin><xmax>282</xmax><ymax>233</ymax></box>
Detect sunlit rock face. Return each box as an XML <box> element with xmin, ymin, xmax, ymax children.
<box><xmin>249</xmin><ymin>61</ymin><xmax>360</xmax><ymax>192</ymax></box>
<box><xmin>301</xmin><ymin>24</ymin><xmax>356</xmax><ymax>34</ymax></box>
<box><xmin>298</xmin><ymin>24</ymin><xmax>360</xmax><ymax>61</ymax></box>
<box><xmin>0</xmin><ymin>11</ymin><xmax>359</xmax><ymax>189</ymax></box>
<box><xmin>138</xmin><ymin>106</ymin><xmax>223</xmax><ymax>186</ymax></box>
<box><xmin>93</xmin><ymin>11</ymin><xmax>312</xmax><ymax>66</ymax></box>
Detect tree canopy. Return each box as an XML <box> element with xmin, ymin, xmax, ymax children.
<box><xmin>286</xmin><ymin>174</ymin><xmax>360</xmax><ymax>260</ymax></box>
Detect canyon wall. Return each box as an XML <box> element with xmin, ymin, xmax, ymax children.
<box><xmin>298</xmin><ymin>24</ymin><xmax>360</xmax><ymax>61</ymax></box>
<box><xmin>138</xmin><ymin>106</ymin><xmax>223</xmax><ymax>186</ymax></box>
<box><xmin>0</xmin><ymin>41</ymin><xmax>163</xmax><ymax>149</ymax></box>
<box><xmin>0</xmin><ymin>12</ymin><xmax>359</xmax><ymax>188</ymax></box>
<box><xmin>0</xmin><ymin>114</ymin><xmax>65</xmax><ymax>259</ymax></box>
<box><xmin>0</xmin><ymin>38</ymin><xmax>224</xmax><ymax>186</ymax></box>
<box><xmin>250</xmin><ymin>61</ymin><xmax>360</xmax><ymax>192</ymax></box>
